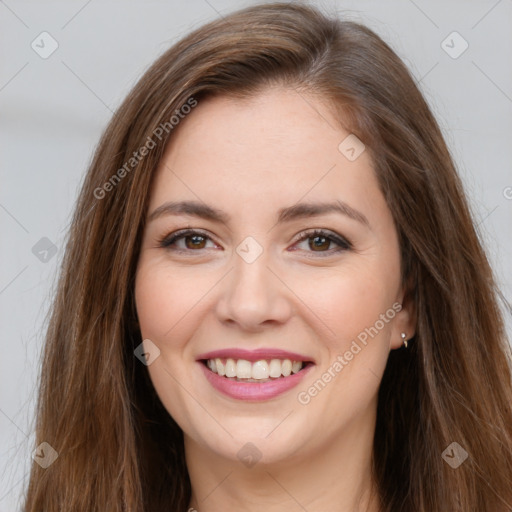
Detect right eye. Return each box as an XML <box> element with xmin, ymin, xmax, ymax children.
<box><xmin>158</xmin><ymin>229</ymin><xmax>221</xmax><ymax>252</ymax></box>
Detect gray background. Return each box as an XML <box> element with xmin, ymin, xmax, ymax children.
<box><xmin>1</xmin><ymin>1</ymin><xmax>511</xmax><ymax>510</ymax></box>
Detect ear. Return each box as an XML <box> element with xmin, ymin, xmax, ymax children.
<box><xmin>389</xmin><ymin>284</ymin><xmax>416</xmax><ymax>350</ymax></box>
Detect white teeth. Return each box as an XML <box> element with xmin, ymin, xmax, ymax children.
<box><xmin>207</xmin><ymin>358</ymin><xmax>304</xmax><ymax>379</ymax></box>
<box><xmin>281</xmin><ymin>359</ymin><xmax>292</xmax><ymax>377</ymax></box>
<box><xmin>269</xmin><ymin>359</ymin><xmax>282</xmax><ymax>378</ymax></box>
<box><xmin>236</xmin><ymin>359</ymin><xmax>252</xmax><ymax>379</ymax></box>
<box><xmin>215</xmin><ymin>358</ymin><xmax>225</xmax><ymax>376</ymax></box>
<box><xmin>252</xmin><ymin>360</ymin><xmax>269</xmax><ymax>379</ymax></box>
<box><xmin>225</xmin><ymin>358</ymin><xmax>236</xmax><ymax>378</ymax></box>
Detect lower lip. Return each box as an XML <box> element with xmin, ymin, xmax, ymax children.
<box><xmin>199</xmin><ymin>362</ymin><xmax>313</xmax><ymax>401</ymax></box>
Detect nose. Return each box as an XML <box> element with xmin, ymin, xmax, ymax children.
<box><xmin>215</xmin><ymin>247</ymin><xmax>293</xmax><ymax>332</ymax></box>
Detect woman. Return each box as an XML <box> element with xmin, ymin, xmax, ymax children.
<box><xmin>23</xmin><ymin>2</ymin><xmax>512</xmax><ymax>511</ymax></box>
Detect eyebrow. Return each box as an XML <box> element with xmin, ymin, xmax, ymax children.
<box><xmin>148</xmin><ymin>199</ymin><xmax>370</xmax><ymax>228</ymax></box>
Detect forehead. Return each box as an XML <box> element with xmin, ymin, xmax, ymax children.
<box><xmin>161</xmin><ymin>88</ymin><xmax>351</xmax><ymax>170</ymax></box>
<box><xmin>148</xmin><ymin>88</ymin><xmax>382</xmax><ymax>223</ymax></box>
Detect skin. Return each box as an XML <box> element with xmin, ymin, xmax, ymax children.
<box><xmin>135</xmin><ymin>87</ymin><xmax>415</xmax><ymax>512</ymax></box>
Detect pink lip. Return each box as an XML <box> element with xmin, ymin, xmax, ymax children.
<box><xmin>198</xmin><ymin>361</ymin><xmax>314</xmax><ymax>402</ymax></box>
<box><xmin>196</xmin><ymin>348</ymin><xmax>313</xmax><ymax>363</ymax></box>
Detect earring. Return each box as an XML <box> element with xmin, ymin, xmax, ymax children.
<box><xmin>401</xmin><ymin>332</ymin><xmax>408</xmax><ymax>348</ymax></box>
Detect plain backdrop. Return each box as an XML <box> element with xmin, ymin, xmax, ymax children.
<box><xmin>1</xmin><ymin>1</ymin><xmax>511</xmax><ymax>510</ymax></box>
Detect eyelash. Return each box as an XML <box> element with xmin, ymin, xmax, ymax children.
<box><xmin>157</xmin><ymin>228</ymin><xmax>352</xmax><ymax>256</ymax></box>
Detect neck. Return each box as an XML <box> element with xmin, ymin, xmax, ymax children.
<box><xmin>185</xmin><ymin>398</ymin><xmax>380</xmax><ymax>512</ymax></box>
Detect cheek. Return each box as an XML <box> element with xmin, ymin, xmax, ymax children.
<box><xmin>134</xmin><ymin>261</ymin><xmax>210</xmax><ymax>433</ymax></box>
<box><xmin>293</xmin><ymin>268</ymin><xmax>398</xmax><ymax>421</ymax></box>
<box><xmin>290</xmin><ymin>262</ymin><xmax>398</xmax><ymax>350</ymax></box>
<box><xmin>135</xmin><ymin>260</ymin><xmax>210</xmax><ymax>345</ymax></box>
<box><xmin>135</xmin><ymin>266</ymin><xmax>176</xmax><ymax>341</ymax></box>
<box><xmin>135</xmin><ymin>258</ymin><xmax>214</xmax><ymax>342</ymax></box>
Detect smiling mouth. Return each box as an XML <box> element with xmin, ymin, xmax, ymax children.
<box><xmin>202</xmin><ymin>358</ymin><xmax>313</xmax><ymax>382</ymax></box>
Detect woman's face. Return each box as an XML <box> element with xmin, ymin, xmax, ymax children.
<box><xmin>135</xmin><ymin>87</ymin><xmax>414</xmax><ymax>466</ymax></box>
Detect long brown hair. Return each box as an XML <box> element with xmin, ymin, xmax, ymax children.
<box><xmin>23</xmin><ymin>2</ymin><xmax>512</xmax><ymax>511</ymax></box>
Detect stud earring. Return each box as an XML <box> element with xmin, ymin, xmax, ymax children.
<box><xmin>401</xmin><ymin>332</ymin><xmax>408</xmax><ymax>348</ymax></box>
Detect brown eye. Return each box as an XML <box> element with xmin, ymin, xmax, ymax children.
<box><xmin>185</xmin><ymin>234</ymin><xmax>207</xmax><ymax>249</ymax></box>
<box><xmin>292</xmin><ymin>229</ymin><xmax>351</xmax><ymax>256</ymax></box>
<box><xmin>159</xmin><ymin>229</ymin><xmax>218</xmax><ymax>252</ymax></box>
<box><xmin>308</xmin><ymin>235</ymin><xmax>331</xmax><ymax>251</ymax></box>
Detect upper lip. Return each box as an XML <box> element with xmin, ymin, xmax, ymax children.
<box><xmin>196</xmin><ymin>348</ymin><xmax>314</xmax><ymax>363</ymax></box>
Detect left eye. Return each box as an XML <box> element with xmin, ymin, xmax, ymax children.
<box><xmin>292</xmin><ymin>229</ymin><xmax>351</xmax><ymax>254</ymax></box>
